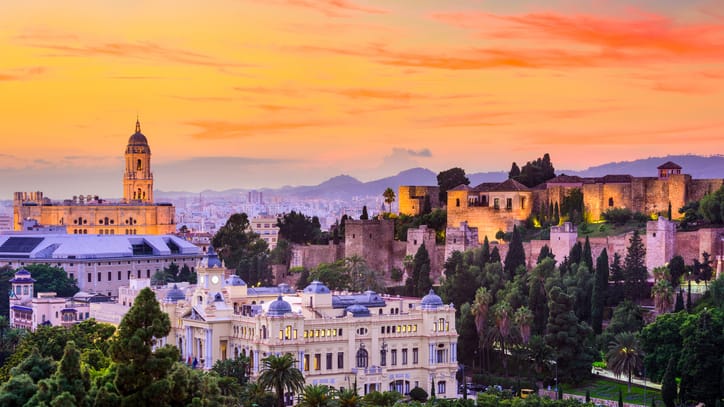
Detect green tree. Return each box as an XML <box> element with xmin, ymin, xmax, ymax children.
<box><xmin>480</xmin><ymin>236</ymin><xmax>491</xmax><ymax>267</ymax></box>
<box><xmin>490</xmin><ymin>246</ymin><xmax>501</xmax><ymax>264</ymax></box>
<box><xmin>0</xmin><ymin>373</ymin><xmax>37</xmax><ymax>406</ymax></box>
<box><xmin>27</xmin><ymin>340</ymin><xmax>89</xmax><ymax>406</ymax></box>
<box><xmin>582</xmin><ymin>237</ymin><xmax>593</xmax><ymax>271</ymax></box>
<box><xmin>109</xmin><ymin>287</ymin><xmax>178</xmax><ymax>406</ymax></box>
<box><xmin>677</xmin><ymin>309</ymin><xmax>723</xmax><ymax>406</ymax></box>
<box><xmin>383</xmin><ymin>188</ymin><xmax>396</xmax><ymax>213</ymax></box>
<box><xmin>504</xmin><ymin>226</ymin><xmax>526</xmax><ymax>279</ymax></box>
<box><xmin>606</xmin><ymin>332</ymin><xmax>643</xmax><ymax>392</ymax></box>
<box><xmin>437</xmin><ymin>167</ymin><xmax>470</xmax><ymax>204</ymax></box>
<box><xmin>310</xmin><ymin>260</ymin><xmax>350</xmax><ymax>291</ymax></box>
<box><xmin>360</xmin><ymin>205</ymin><xmax>369</xmax><ymax>220</ymax></box>
<box><xmin>661</xmin><ymin>358</ymin><xmax>677</xmax><ymax>407</ymax></box>
<box><xmin>536</xmin><ymin>245</ymin><xmax>554</xmax><ymax>265</ymax></box>
<box><xmin>674</xmin><ymin>289</ymin><xmax>684</xmax><ymax>312</ymax></box>
<box><xmin>240</xmin><ymin>382</ymin><xmax>277</xmax><ymax>407</ymax></box>
<box><xmin>509</xmin><ymin>162</ymin><xmax>521</xmax><ymax>179</ymax></box>
<box><xmin>337</xmin><ymin>388</ymin><xmax>362</xmax><ymax>407</ymax></box>
<box><xmin>545</xmin><ymin>286</ymin><xmax>594</xmax><ymax>383</ymax></box>
<box><xmin>698</xmin><ymin>184</ymin><xmax>724</xmax><ymax>224</ymax></box>
<box><xmin>276</xmin><ymin>211</ymin><xmax>322</xmax><ymax>244</ymax></box>
<box><xmin>212</xmin><ymin>355</ymin><xmax>249</xmax><ymax>388</ymax></box>
<box><xmin>295</xmin><ymin>268</ymin><xmax>311</xmax><ymax>290</ymax></box>
<box><xmin>212</xmin><ymin>213</ymin><xmax>272</xmax><ymax>285</ymax></box>
<box><xmin>652</xmin><ymin>279</ymin><xmax>674</xmax><ymax>314</ymax></box>
<box><xmin>258</xmin><ymin>353</ymin><xmax>305</xmax><ymax>407</ymax></box>
<box><xmin>422</xmin><ymin>195</ymin><xmax>432</xmax><ymax>215</ymax></box>
<box><xmin>456</xmin><ymin>303</ymin><xmax>478</xmax><ymax>367</ymax></box>
<box><xmin>515</xmin><ymin>154</ymin><xmax>556</xmax><ymax>188</ymax></box>
<box><xmin>25</xmin><ymin>264</ymin><xmax>79</xmax><ymax>298</ymax></box>
<box><xmin>668</xmin><ymin>255</ymin><xmax>685</xmax><ymax>288</ymax></box>
<box><xmin>640</xmin><ymin>311</ymin><xmax>691</xmax><ymax>383</ymax></box>
<box><xmin>561</xmin><ymin>188</ymin><xmax>585</xmax><ymax>224</ymax></box>
<box><xmin>407</xmin><ymin>244</ymin><xmax>432</xmax><ymax>297</ymax></box>
<box><xmin>623</xmin><ymin>230</ymin><xmax>647</xmax><ymax>300</ymax></box>
<box><xmin>528</xmin><ymin>258</ymin><xmax>555</xmax><ymax>336</ymax></box>
<box><xmin>298</xmin><ymin>384</ymin><xmax>335</xmax><ymax>407</ymax></box>
<box><xmin>591</xmin><ymin>248</ymin><xmax>609</xmax><ymax>334</ymax></box>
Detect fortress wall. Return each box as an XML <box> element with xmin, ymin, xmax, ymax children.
<box><xmin>447</xmin><ymin>190</ymin><xmax>532</xmax><ymax>244</ymax></box>
<box><xmin>698</xmin><ymin>228</ymin><xmax>724</xmax><ymax>259</ymax></box>
<box><xmin>392</xmin><ymin>241</ymin><xmax>408</xmax><ymax>272</ymax></box>
<box><xmin>675</xmin><ymin>231</ymin><xmax>701</xmax><ymax>263</ymax></box>
<box><xmin>398</xmin><ymin>186</ymin><xmax>440</xmax><ymax>216</ymax></box>
<box><xmin>290</xmin><ymin>244</ymin><xmax>340</xmax><ymax>270</ymax></box>
<box><xmin>345</xmin><ymin>219</ymin><xmax>395</xmax><ymax>272</ymax></box>
<box><xmin>689</xmin><ymin>179</ymin><xmax>724</xmax><ymax>202</ymax></box>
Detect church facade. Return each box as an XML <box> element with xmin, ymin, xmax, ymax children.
<box><xmin>13</xmin><ymin>120</ymin><xmax>175</xmax><ymax>235</ymax></box>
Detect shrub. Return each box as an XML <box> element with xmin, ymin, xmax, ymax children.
<box><xmin>409</xmin><ymin>386</ymin><xmax>428</xmax><ymax>402</ymax></box>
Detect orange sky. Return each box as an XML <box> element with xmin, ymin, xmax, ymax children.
<box><xmin>1</xmin><ymin>0</ymin><xmax>723</xmax><ymax>196</ymax></box>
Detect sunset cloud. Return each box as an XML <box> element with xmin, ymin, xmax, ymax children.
<box><xmin>263</xmin><ymin>0</ymin><xmax>388</xmax><ymax>17</ymax></box>
<box><xmin>185</xmin><ymin>119</ymin><xmax>336</xmax><ymax>139</ymax></box>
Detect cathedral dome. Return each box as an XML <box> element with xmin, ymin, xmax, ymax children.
<box><xmin>126</xmin><ymin>119</ymin><xmax>151</xmax><ymax>153</ymax></box>
<box><xmin>268</xmin><ymin>295</ymin><xmax>292</xmax><ymax>317</ymax></box>
<box><xmin>421</xmin><ymin>289</ymin><xmax>443</xmax><ymax>310</ymax></box>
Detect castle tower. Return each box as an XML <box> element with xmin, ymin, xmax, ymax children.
<box><xmin>9</xmin><ymin>269</ymin><xmax>35</xmax><ymax>305</ymax></box>
<box><xmin>646</xmin><ymin>217</ymin><xmax>676</xmax><ymax>273</ymax></box>
<box><xmin>123</xmin><ymin>119</ymin><xmax>154</xmax><ymax>203</ymax></box>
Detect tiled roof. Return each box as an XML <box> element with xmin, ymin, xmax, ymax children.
<box><xmin>657</xmin><ymin>161</ymin><xmax>682</xmax><ymax>170</ymax></box>
<box><xmin>489</xmin><ymin>178</ymin><xmax>530</xmax><ymax>192</ymax></box>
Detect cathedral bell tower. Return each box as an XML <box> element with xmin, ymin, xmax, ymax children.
<box><xmin>123</xmin><ymin>118</ymin><xmax>154</xmax><ymax>203</ymax></box>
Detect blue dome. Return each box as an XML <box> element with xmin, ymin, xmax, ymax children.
<box><xmin>202</xmin><ymin>245</ymin><xmax>222</xmax><ymax>268</ymax></box>
<box><xmin>304</xmin><ymin>281</ymin><xmax>330</xmax><ymax>294</ymax></box>
<box><xmin>225</xmin><ymin>275</ymin><xmax>246</xmax><ymax>286</ymax></box>
<box><xmin>421</xmin><ymin>289</ymin><xmax>443</xmax><ymax>310</ymax></box>
<box><xmin>345</xmin><ymin>303</ymin><xmax>371</xmax><ymax>317</ymax></box>
<box><xmin>268</xmin><ymin>295</ymin><xmax>292</xmax><ymax>317</ymax></box>
<box><xmin>165</xmin><ymin>284</ymin><xmax>186</xmax><ymax>302</ymax></box>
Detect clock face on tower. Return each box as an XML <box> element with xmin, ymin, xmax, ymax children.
<box><xmin>211</xmin><ymin>275</ymin><xmax>219</xmax><ymax>285</ymax></box>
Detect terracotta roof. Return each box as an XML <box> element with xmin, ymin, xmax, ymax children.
<box><xmin>449</xmin><ymin>184</ymin><xmax>472</xmax><ymax>191</ymax></box>
<box><xmin>595</xmin><ymin>175</ymin><xmax>633</xmax><ymax>183</ymax></box>
<box><xmin>657</xmin><ymin>161</ymin><xmax>682</xmax><ymax>170</ymax></box>
<box><xmin>471</xmin><ymin>182</ymin><xmax>499</xmax><ymax>192</ymax></box>
<box><xmin>489</xmin><ymin>178</ymin><xmax>530</xmax><ymax>192</ymax></box>
<box><xmin>545</xmin><ymin>174</ymin><xmax>584</xmax><ymax>184</ymax></box>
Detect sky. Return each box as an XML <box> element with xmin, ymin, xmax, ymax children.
<box><xmin>1</xmin><ymin>0</ymin><xmax>724</xmax><ymax>198</ymax></box>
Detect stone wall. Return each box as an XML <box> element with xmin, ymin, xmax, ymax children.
<box><xmin>675</xmin><ymin>231</ymin><xmax>701</xmax><ymax>263</ymax></box>
<box><xmin>345</xmin><ymin>219</ymin><xmax>395</xmax><ymax>272</ymax></box>
<box><xmin>407</xmin><ymin>225</ymin><xmax>440</xmax><ymax>275</ymax></box>
<box><xmin>689</xmin><ymin>179</ymin><xmax>724</xmax><ymax>201</ymax></box>
<box><xmin>646</xmin><ymin>217</ymin><xmax>676</xmax><ymax>272</ymax></box>
<box><xmin>444</xmin><ymin>221</ymin><xmax>479</xmax><ymax>261</ymax></box>
<box><xmin>290</xmin><ymin>243</ymin><xmax>341</xmax><ymax>270</ymax></box>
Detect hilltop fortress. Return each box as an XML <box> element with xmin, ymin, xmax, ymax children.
<box><xmin>403</xmin><ymin>161</ymin><xmax>722</xmax><ymax>243</ymax></box>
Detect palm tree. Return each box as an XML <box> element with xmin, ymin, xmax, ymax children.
<box><xmin>258</xmin><ymin>353</ymin><xmax>305</xmax><ymax>407</ymax></box>
<box><xmin>337</xmin><ymin>388</ymin><xmax>362</xmax><ymax>407</ymax></box>
<box><xmin>606</xmin><ymin>332</ymin><xmax>643</xmax><ymax>392</ymax></box>
<box><xmin>651</xmin><ymin>279</ymin><xmax>674</xmax><ymax>314</ymax></box>
<box><xmin>492</xmin><ymin>301</ymin><xmax>513</xmax><ymax>376</ymax></box>
<box><xmin>240</xmin><ymin>382</ymin><xmax>276</xmax><ymax>407</ymax></box>
<box><xmin>383</xmin><ymin>188</ymin><xmax>396</xmax><ymax>213</ymax></box>
<box><xmin>513</xmin><ymin>306</ymin><xmax>533</xmax><ymax>345</ymax></box>
<box><xmin>298</xmin><ymin>384</ymin><xmax>335</xmax><ymax>407</ymax></box>
<box><xmin>472</xmin><ymin>287</ymin><xmax>492</xmax><ymax>369</ymax></box>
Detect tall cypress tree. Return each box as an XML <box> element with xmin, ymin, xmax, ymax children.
<box><xmin>661</xmin><ymin>357</ymin><xmax>677</xmax><ymax>407</ymax></box>
<box><xmin>591</xmin><ymin>248</ymin><xmax>609</xmax><ymax>334</ymax></box>
<box><xmin>553</xmin><ymin>202</ymin><xmax>560</xmax><ymax>225</ymax></box>
<box><xmin>537</xmin><ymin>245</ymin><xmax>554</xmax><ymax>264</ymax></box>
<box><xmin>569</xmin><ymin>241</ymin><xmax>583</xmax><ymax>266</ymax></box>
<box><xmin>360</xmin><ymin>206</ymin><xmax>369</xmax><ymax>220</ymax></box>
<box><xmin>110</xmin><ymin>287</ymin><xmax>179</xmax><ymax>406</ymax></box>
<box><xmin>480</xmin><ymin>236</ymin><xmax>490</xmax><ymax>268</ymax></box>
<box><xmin>490</xmin><ymin>246</ymin><xmax>501</xmax><ymax>264</ymax></box>
<box><xmin>412</xmin><ymin>244</ymin><xmax>431</xmax><ymax>297</ymax></box>
<box><xmin>582</xmin><ymin>237</ymin><xmax>593</xmax><ymax>272</ymax></box>
<box><xmin>674</xmin><ymin>289</ymin><xmax>684</xmax><ymax>312</ymax></box>
<box><xmin>624</xmin><ymin>230</ymin><xmax>647</xmax><ymax>300</ymax></box>
<box><xmin>504</xmin><ymin>226</ymin><xmax>526</xmax><ymax>279</ymax></box>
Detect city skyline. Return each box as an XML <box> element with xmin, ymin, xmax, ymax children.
<box><xmin>2</xmin><ymin>0</ymin><xmax>724</xmax><ymax>197</ymax></box>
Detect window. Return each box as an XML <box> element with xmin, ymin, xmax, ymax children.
<box><xmin>356</xmin><ymin>347</ymin><xmax>368</xmax><ymax>368</ymax></box>
<box><xmin>506</xmin><ymin>198</ymin><xmax>513</xmax><ymax>210</ymax></box>
<box><xmin>608</xmin><ymin>197</ymin><xmax>614</xmax><ymax>207</ymax></box>
<box><xmin>436</xmin><ymin>349</ymin><xmax>447</xmax><ymax>364</ymax></box>
<box><xmin>380</xmin><ymin>349</ymin><xmax>387</xmax><ymax>366</ymax></box>
<box><xmin>391</xmin><ymin>349</ymin><xmax>397</xmax><ymax>366</ymax></box>
<box><xmin>108</xmin><ymin>272</ymin><xmax>112</xmax><ymax>281</ymax></box>
<box><xmin>402</xmin><ymin>349</ymin><xmax>408</xmax><ymax>365</ymax></box>
<box><xmin>455</xmin><ymin>198</ymin><xmax>460</xmax><ymax>207</ymax></box>
<box><xmin>337</xmin><ymin>352</ymin><xmax>344</xmax><ymax>369</ymax></box>
<box><xmin>413</xmin><ymin>348</ymin><xmax>419</xmax><ymax>364</ymax></box>
<box><xmin>521</xmin><ymin>197</ymin><xmax>526</xmax><ymax>209</ymax></box>
<box><xmin>326</xmin><ymin>353</ymin><xmax>333</xmax><ymax>370</ymax></box>
<box><xmin>494</xmin><ymin>198</ymin><xmax>500</xmax><ymax>210</ymax></box>
<box><xmin>118</xmin><ymin>271</ymin><xmax>121</xmax><ymax>280</ymax></box>
<box><xmin>87</xmin><ymin>274</ymin><xmax>92</xmax><ymax>283</ymax></box>
<box><xmin>304</xmin><ymin>354</ymin><xmax>310</xmax><ymax>371</ymax></box>
<box><xmin>314</xmin><ymin>354</ymin><xmax>321</xmax><ymax>371</ymax></box>
<box><xmin>437</xmin><ymin>381</ymin><xmax>446</xmax><ymax>395</ymax></box>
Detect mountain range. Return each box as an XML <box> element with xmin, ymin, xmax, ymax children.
<box><xmin>156</xmin><ymin>155</ymin><xmax>724</xmax><ymax>200</ymax></box>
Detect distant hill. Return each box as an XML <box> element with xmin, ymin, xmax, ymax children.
<box><xmin>155</xmin><ymin>155</ymin><xmax>723</xmax><ymax>200</ymax></box>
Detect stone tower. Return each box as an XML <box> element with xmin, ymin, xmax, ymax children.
<box><xmin>123</xmin><ymin>119</ymin><xmax>154</xmax><ymax>203</ymax></box>
<box><xmin>646</xmin><ymin>217</ymin><xmax>676</xmax><ymax>273</ymax></box>
<box><xmin>550</xmin><ymin>222</ymin><xmax>578</xmax><ymax>264</ymax></box>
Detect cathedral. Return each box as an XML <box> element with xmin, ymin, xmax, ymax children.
<box><xmin>13</xmin><ymin>120</ymin><xmax>176</xmax><ymax>235</ymax></box>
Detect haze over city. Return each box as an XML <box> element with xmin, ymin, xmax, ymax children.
<box><xmin>2</xmin><ymin>0</ymin><xmax>724</xmax><ymax>198</ymax></box>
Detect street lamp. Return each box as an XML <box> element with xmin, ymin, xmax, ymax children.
<box><xmin>550</xmin><ymin>360</ymin><xmax>558</xmax><ymax>395</ymax></box>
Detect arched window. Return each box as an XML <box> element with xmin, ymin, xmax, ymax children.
<box><xmin>455</xmin><ymin>198</ymin><xmax>460</xmax><ymax>207</ymax></box>
<box><xmin>356</xmin><ymin>345</ymin><xmax>368</xmax><ymax>368</ymax></box>
<box><xmin>137</xmin><ymin>159</ymin><xmax>142</xmax><ymax>171</ymax></box>
<box><xmin>608</xmin><ymin>197</ymin><xmax>614</xmax><ymax>207</ymax></box>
